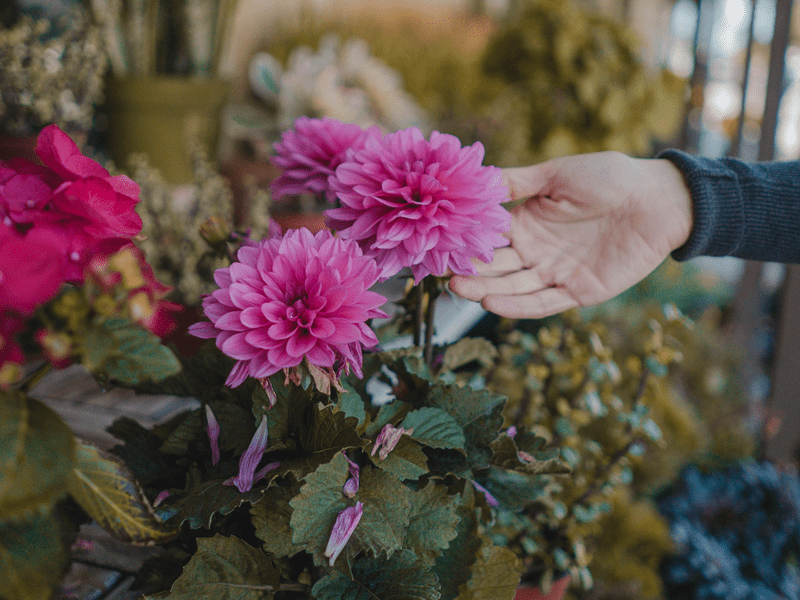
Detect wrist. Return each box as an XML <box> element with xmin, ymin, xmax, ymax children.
<box><xmin>643</xmin><ymin>158</ymin><xmax>694</xmax><ymax>253</ymax></box>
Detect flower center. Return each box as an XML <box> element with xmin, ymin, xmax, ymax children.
<box><xmin>287</xmin><ymin>298</ymin><xmax>316</xmax><ymax>328</ymax></box>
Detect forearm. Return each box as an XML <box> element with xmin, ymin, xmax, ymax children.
<box><xmin>658</xmin><ymin>149</ymin><xmax>800</xmax><ymax>263</ymax></box>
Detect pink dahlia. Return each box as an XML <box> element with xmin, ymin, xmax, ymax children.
<box><xmin>326</xmin><ymin>128</ymin><xmax>511</xmax><ymax>282</ymax></box>
<box><xmin>188</xmin><ymin>228</ymin><xmax>387</xmax><ymax>387</ymax></box>
<box><xmin>270</xmin><ymin>117</ymin><xmax>380</xmax><ymax>203</ymax></box>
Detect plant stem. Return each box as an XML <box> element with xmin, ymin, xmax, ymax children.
<box><xmin>19</xmin><ymin>361</ymin><xmax>52</xmax><ymax>394</ymax></box>
<box><xmin>413</xmin><ymin>281</ymin><xmax>424</xmax><ymax>347</ymax></box>
<box><xmin>424</xmin><ymin>278</ymin><xmax>437</xmax><ymax>368</ymax></box>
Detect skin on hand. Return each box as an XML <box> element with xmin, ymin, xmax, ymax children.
<box><xmin>449</xmin><ymin>151</ymin><xmax>693</xmax><ymax>319</ymax></box>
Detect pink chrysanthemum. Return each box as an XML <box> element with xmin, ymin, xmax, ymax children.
<box><xmin>270</xmin><ymin>117</ymin><xmax>380</xmax><ymax>203</ymax></box>
<box><xmin>326</xmin><ymin>127</ymin><xmax>511</xmax><ymax>282</ymax></box>
<box><xmin>188</xmin><ymin>228</ymin><xmax>388</xmax><ymax>387</ymax></box>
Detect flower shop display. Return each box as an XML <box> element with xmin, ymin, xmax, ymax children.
<box><xmin>0</xmin><ymin>8</ymin><xmax>107</xmax><ymax>140</ymax></box>
<box><xmin>479</xmin><ymin>0</ymin><xmax>686</xmax><ymax>166</ymax></box>
<box><xmin>658</xmin><ymin>461</ymin><xmax>800</xmax><ymax>600</ymax></box>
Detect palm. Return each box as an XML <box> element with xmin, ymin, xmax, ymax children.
<box><xmin>450</xmin><ymin>152</ymin><xmax>692</xmax><ymax>319</ymax></box>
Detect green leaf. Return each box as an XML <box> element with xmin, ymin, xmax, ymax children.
<box><xmin>441</xmin><ymin>338</ymin><xmax>497</xmax><ymax>372</ymax></box>
<box><xmin>86</xmin><ymin>317</ymin><xmax>182</xmax><ymax>385</ymax></box>
<box><xmin>367</xmin><ymin>435</ymin><xmax>429</xmax><ymax>481</ymax></box>
<box><xmin>67</xmin><ymin>441</ymin><xmax>176</xmax><ymax>543</ymax></box>
<box><xmin>289</xmin><ymin>453</ymin><xmax>349</xmax><ymax>566</ymax></box>
<box><xmin>336</xmin><ymin>380</ymin><xmax>367</xmax><ymax>427</ymax></box>
<box><xmin>404</xmin><ymin>482</ymin><xmax>460</xmax><ymax>566</ymax></box>
<box><xmin>350</xmin><ymin>465</ymin><xmax>413</xmax><ymax>560</ymax></box>
<box><xmin>0</xmin><ymin>511</ymin><xmax>68</xmax><ymax>600</ymax></box>
<box><xmin>489</xmin><ymin>436</ymin><xmax>571</xmax><ymax>475</ymax></box>
<box><xmin>163</xmin><ymin>479</ymin><xmax>266</xmax><ymax>530</ymax></box>
<box><xmin>423</xmin><ymin>384</ymin><xmax>506</xmax><ymax>476</ymax></box>
<box><xmin>431</xmin><ymin>486</ymin><xmax>483</xmax><ymax>600</ymax></box>
<box><xmin>160</xmin><ymin>409</ymin><xmax>204</xmax><ymax>455</ymax></box>
<box><xmin>165</xmin><ymin>535</ymin><xmax>281</xmax><ymax>600</ymax></box>
<box><xmin>251</xmin><ymin>484</ymin><xmax>304</xmax><ymax>558</ymax></box>
<box><xmin>0</xmin><ymin>390</ymin><xmax>76</xmax><ymax>520</ymax></box>
<box><xmin>311</xmin><ymin>549</ymin><xmax>441</xmax><ymax>600</ymax></box>
<box><xmin>365</xmin><ymin>399</ymin><xmax>413</xmax><ymax>437</ymax></box>
<box><xmin>402</xmin><ymin>407</ymin><xmax>466</xmax><ymax>451</ymax></box>
<box><xmin>456</xmin><ymin>538</ymin><xmax>522</xmax><ymax>600</ymax></box>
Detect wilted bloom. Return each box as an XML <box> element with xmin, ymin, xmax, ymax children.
<box><xmin>342</xmin><ymin>451</ymin><xmax>360</xmax><ymax>498</ymax></box>
<box><xmin>271</xmin><ymin>117</ymin><xmax>380</xmax><ymax>203</ymax></box>
<box><xmin>326</xmin><ymin>127</ymin><xmax>511</xmax><ymax>282</ymax></box>
<box><xmin>471</xmin><ymin>481</ymin><xmax>499</xmax><ymax>507</ymax></box>
<box><xmin>225</xmin><ymin>415</ymin><xmax>269</xmax><ymax>493</ymax></box>
<box><xmin>189</xmin><ymin>228</ymin><xmax>387</xmax><ymax>388</ymax></box>
<box><xmin>205</xmin><ymin>405</ymin><xmax>221</xmax><ymax>465</ymax></box>
<box><xmin>324</xmin><ymin>502</ymin><xmax>364</xmax><ymax>566</ymax></box>
<box><xmin>153</xmin><ymin>490</ymin><xmax>172</xmax><ymax>507</ymax></box>
<box><xmin>371</xmin><ymin>424</ymin><xmax>410</xmax><ymax>461</ymax></box>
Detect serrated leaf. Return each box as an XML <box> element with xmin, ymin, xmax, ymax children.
<box><xmin>404</xmin><ymin>482</ymin><xmax>460</xmax><ymax>566</ymax></box>
<box><xmin>368</xmin><ymin>435</ymin><xmax>429</xmax><ymax>481</ymax></box>
<box><xmin>67</xmin><ymin>442</ymin><xmax>176</xmax><ymax>542</ymax></box>
<box><xmin>165</xmin><ymin>535</ymin><xmax>281</xmax><ymax>600</ymax></box>
<box><xmin>253</xmin><ymin>378</ymin><xmax>315</xmax><ymax>446</ymax></box>
<box><xmin>350</xmin><ymin>465</ymin><xmax>413</xmax><ymax>560</ymax></box>
<box><xmin>402</xmin><ymin>407</ymin><xmax>466</xmax><ymax>451</ymax></box>
<box><xmin>87</xmin><ymin>317</ymin><xmax>181</xmax><ymax>385</ymax></box>
<box><xmin>311</xmin><ymin>549</ymin><xmax>441</xmax><ymax>600</ymax></box>
<box><xmin>251</xmin><ymin>485</ymin><xmax>304</xmax><ymax>557</ymax></box>
<box><xmin>336</xmin><ymin>380</ymin><xmax>367</xmax><ymax>427</ymax></box>
<box><xmin>289</xmin><ymin>453</ymin><xmax>350</xmax><ymax>566</ymax></box>
<box><xmin>0</xmin><ymin>390</ymin><xmax>76</xmax><ymax>520</ymax></box>
<box><xmin>442</xmin><ymin>338</ymin><xmax>497</xmax><ymax>372</ymax></box>
<box><xmin>365</xmin><ymin>399</ymin><xmax>413</xmax><ymax>437</ymax></box>
<box><xmin>490</xmin><ymin>436</ymin><xmax>571</xmax><ymax>475</ymax></box>
<box><xmin>423</xmin><ymin>384</ymin><xmax>506</xmax><ymax>476</ymax></box>
<box><xmin>163</xmin><ymin>479</ymin><xmax>266</xmax><ymax>530</ymax></box>
<box><xmin>160</xmin><ymin>409</ymin><xmax>204</xmax><ymax>455</ymax></box>
<box><xmin>431</xmin><ymin>485</ymin><xmax>483</xmax><ymax>600</ymax></box>
<box><xmin>0</xmin><ymin>511</ymin><xmax>68</xmax><ymax>600</ymax></box>
<box><xmin>456</xmin><ymin>538</ymin><xmax>522</xmax><ymax>600</ymax></box>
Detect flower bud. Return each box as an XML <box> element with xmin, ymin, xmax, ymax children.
<box><xmin>199</xmin><ymin>216</ymin><xmax>231</xmax><ymax>246</ymax></box>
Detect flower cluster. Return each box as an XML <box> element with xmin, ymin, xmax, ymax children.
<box><xmin>0</xmin><ymin>125</ymin><xmax>176</xmax><ymax>383</ymax></box>
<box><xmin>270</xmin><ymin>117</ymin><xmax>511</xmax><ymax>283</ymax></box>
<box><xmin>189</xmin><ymin>228</ymin><xmax>387</xmax><ymax>387</ymax></box>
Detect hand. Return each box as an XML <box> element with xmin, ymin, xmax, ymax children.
<box><xmin>449</xmin><ymin>151</ymin><xmax>693</xmax><ymax>319</ymax></box>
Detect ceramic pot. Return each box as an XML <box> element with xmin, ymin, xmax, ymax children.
<box><xmin>104</xmin><ymin>76</ymin><xmax>230</xmax><ymax>184</ymax></box>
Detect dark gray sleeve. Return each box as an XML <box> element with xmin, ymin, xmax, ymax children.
<box><xmin>657</xmin><ymin>149</ymin><xmax>800</xmax><ymax>263</ymax></box>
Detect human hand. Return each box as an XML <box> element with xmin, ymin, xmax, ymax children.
<box><xmin>449</xmin><ymin>151</ymin><xmax>693</xmax><ymax>319</ymax></box>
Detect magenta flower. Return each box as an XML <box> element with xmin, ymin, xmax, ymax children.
<box><xmin>225</xmin><ymin>415</ymin><xmax>269</xmax><ymax>493</ymax></box>
<box><xmin>189</xmin><ymin>228</ymin><xmax>388</xmax><ymax>388</ymax></box>
<box><xmin>324</xmin><ymin>502</ymin><xmax>364</xmax><ymax>566</ymax></box>
<box><xmin>205</xmin><ymin>405</ymin><xmax>221</xmax><ymax>466</ymax></box>
<box><xmin>270</xmin><ymin>117</ymin><xmax>380</xmax><ymax>203</ymax></box>
<box><xmin>326</xmin><ymin>127</ymin><xmax>511</xmax><ymax>282</ymax></box>
<box><xmin>342</xmin><ymin>451</ymin><xmax>360</xmax><ymax>498</ymax></box>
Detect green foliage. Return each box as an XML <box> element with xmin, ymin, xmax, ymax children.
<box><xmin>0</xmin><ymin>390</ymin><xmax>76</xmax><ymax>520</ymax></box>
<box><xmin>311</xmin><ymin>549</ymin><xmax>441</xmax><ymax>600</ymax></box>
<box><xmin>67</xmin><ymin>442</ymin><xmax>176</xmax><ymax>543</ymax></box>
<box><xmin>156</xmin><ymin>535</ymin><xmax>281</xmax><ymax>600</ymax></box>
<box><xmin>0</xmin><ymin>511</ymin><xmax>68</xmax><ymax>600</ymax></box>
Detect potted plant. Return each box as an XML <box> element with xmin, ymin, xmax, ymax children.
<box><xmin>87</xmin><ymin>0</ymin><xmax>237</xmax><ymax>183</ymax></box>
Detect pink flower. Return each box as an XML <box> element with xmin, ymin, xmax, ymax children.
<box><xmin>225</xmin><ymin>415</ymin><xmax>269</xmax><ymax>493</ymax></box>
<box><xmin>326</xmin><ymin>127</ymin><xmax>511</xmax><ymax>282</ymax></box>
<box><xmin>324</xmin><ymin>502</ymin><xmax>364</xmax><ymax>566</ymax></box>
<box><xmin>189</xmin><ymin>228</ymin><xmax>387</xmax><ymax>388</ymax></box>
<box><xmin>0</xmin><ymin>223</ymin><xmax>67</xmax><ymax>316</ymax></box>
<box><xmin>205</xmin><ymin>405</ymin><xmax>221</xmax><ymax>466</ymax></box>
<box><xmin>271</xmin><ymin>117</ymin><xmax>380</xmax><ymax>203</ymax></box>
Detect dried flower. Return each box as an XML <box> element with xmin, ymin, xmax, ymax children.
<box><xmin>270</xmin><ymin>117</ymin><xmax>380</xmax><ymax>203</ymax></box>
<box><xmin>324</xmin><ymin>502</ymin><xmax>364</xmax><ymax>566</ymax></box>
<box><xmin>189</xmin><ymin>228</ymin><xmax>387</xmax><ymax>387</ymax></box>
<box><xmin>205</xmin><ymin>405</ymin><xmax>221</xmax><ymax>466</ymax></box>
<box><xmin>342</xmin><ymin>451</ymin><xmax>360</xmax><ymax>498</ymax></box>
<box><xmin>371</xmin><ymin>424</ymin><xmax>410</xmax><ymax>460</ymax></box>
<box><xmin>326</xmin><ymin>127</ymin><xmax>511</xmax><ymax>282</ymax></box>
<box><xmin>225</xmin><ymin>415</ymin><xmax>269</xmax><ymax>493</ymax></box>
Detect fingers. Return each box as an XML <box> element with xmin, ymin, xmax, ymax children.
<box><xmin>502</xmin><ymin>161</ymin><xmax>558</xmax><ymax>203</ymax></box>
<box><xmin>481</xmin><ymin>287</ymin><xmax>579</xmax><ymax>320</ymax></box>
